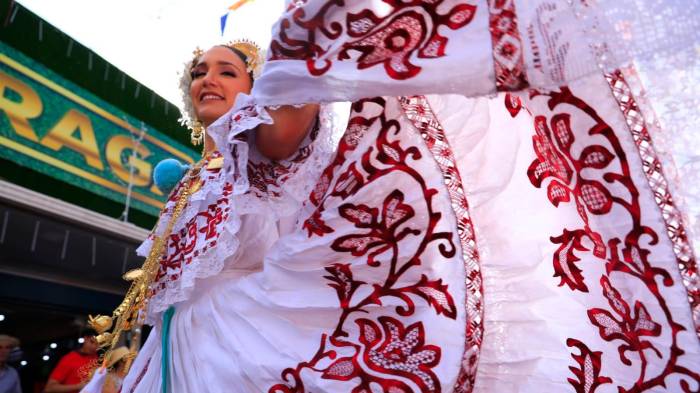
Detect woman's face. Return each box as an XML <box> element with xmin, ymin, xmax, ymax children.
<box><xmin>189</xmin><ymin>46</ymin><xmax>252</xmax><ymax>127</ymax></box>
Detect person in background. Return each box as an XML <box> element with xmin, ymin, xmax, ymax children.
<box><xmin>44</xmin><ymin>331</ymin><xmax>98</xmax><ymax>393</ymax></box>
<box><xmin>0</xmin><ymin>335</ymin><xmax>21</xmax><ymax>393</ymax></box>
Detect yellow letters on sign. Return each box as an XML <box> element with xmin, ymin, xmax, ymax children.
<box><xmin>41</xmin><ymin>109</ymin><xmax>104</xmax><ymax>170</ymax></box>
<box><xmin>106</xmin><ymin>134</ymin><xmax>153</xmax><ymax>187</ymax></box>
<box><xmin>0</xmin><ymin>70</ymin><xmax>42</xmax><ymax>142</ymax></box>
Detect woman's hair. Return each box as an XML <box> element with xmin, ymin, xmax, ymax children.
<box><xmin>0</xmin><ymin>334</ymin><xmax>19</xmax><ymax>348</ymax></box>
<box><xmin>188</xmin><ymin>45</ymin><xmax>254</xmax><ymax>84</ymax></box>
<box><xmin>221</xmin><ymin>46</ymin><xmax>255</xmax><ymax>84</ymax></box>
<box><xmin>82</xmin><ymin>328</ymin><xmax>97</xmax><ymax>338</ymax></box>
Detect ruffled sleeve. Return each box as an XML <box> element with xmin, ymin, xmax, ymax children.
<box><xmin>207</xmin><ymin>93</ymin><xmax>350</xmax><ymax>219</ymax></box>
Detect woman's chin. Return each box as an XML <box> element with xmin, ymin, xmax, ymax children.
<box><xmin>197</xmin><ymin>106</ymin><xmax>230</xmax><ymax>125</ymax></box>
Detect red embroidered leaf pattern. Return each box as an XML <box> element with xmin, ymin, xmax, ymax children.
<box><xmin>404</xmin><ymin>275</ymin><xmax>457</xmax><ymax>319</ymax></box>
<box><xmin>567</xmin><ymin>338</ymin><xmax>612</xmax><ymax>393</ymax></box>
<box><xmin>551</xmin><ymin>229</ymin><xmax>590</xmax><ymax>292</ymax></box>
<box><xmin>339</xmin><ymin>203</ymin><xmax>378</xmax><ymax>228</ymax></box>
<box><xmin>588</xmin><ymin>276</ymin><xmax>662</xmax><ymax>366</ymax></box>
<box><xmin>526</xmin><ymin>83</ymin><xmax>700</xmax><ymax>392</ymax></box>
<box><xmin>588</xmin><ymin>308</ymin><xmax>625</xmax><ymax>341</ymax></box>
<box><xmin>527</xmin><ymin>115</ymin><xmax>573</xmax><ymax>188</ymax></box>
<box><xmin>504</xmin><ymin>93</ymin><xmax>522</xmax><ymax>117</ymax></box>
<box><xmin>311</xmin><ymin>172</ymin><xmax>332</xmax><ymax>206</ymax></box>
<box><xmin>336</xmin><ymin>3</ymin><xmax>475</xmax><ymax>80</ymax></box>
<box><xmin>547</xmin><ymin>180</ymin><xmax>571</xmax><ymax>207</ymax></box>
<box><xmin>324</xmin><ymin>263</ymin><xmax>365</xmax><ymax>309</ymax></box>
<box><xmin>303</xmin><ymin>210</ymin><xmax>335</xmax><ymax>237</ymax></box>
<box><xmin>550</xmin><ymin>113</ymin><xmax>574</xmax><ymax>152</ymax></box>
<box><xmin>322</xmin><ymin>357</ymin><xmax>360</xmax><ymax>381</ymax></box>
<box><xmin>377</xmin><ymin>137</ymin><xmax>405</xmax><ymax>165</ymax></box>
<box><xmin>382</xmin><ymin>190</ymin><xmax>414</xmax><ymax>232</ymax></box>
<box><xmin>600</xmin><ymin>275</ymin><xmax>630</xmax><ymax>318</ymax></box>
<box><xmin>332</xmin><ymin>233</ymin><xmax>386</xmax><ymax>257</ymax></box>
<box><xmin>579</xmin><ymin>145</ymin><xmax>615</xmax><ymax>169</ymax></box>
<box><xmin>579</xmin><ymin>181</ymin><xmax>613</xmax><ymax>215</ymax></box>
<box><xmin>332</xmin><ymin>190</ymin><xmax>416</xmax><ymax>259</ymax></box>
<box><xmin>632</xmin><ymin>301</ymin><xmax>661</xmax><ymax>337</ymax></box>
<box><xmin>333</xmin><ymin>163</ymin><xmax>365</xmax><ymax>199</ymax></box>
<box><xmin>339</xmin><ymin>11</ymin><xmax>427</xmax><ymax>80</ymax></box>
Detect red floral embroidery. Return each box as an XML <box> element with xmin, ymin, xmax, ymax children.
<box><xmin>271</xmin><ymin>97</ymin><xmax>461</xmax><ymax>393</ymax></box>
<box><xmin>151</xmin><ymin>154</ymin><xmax>234</xmax><ymax>293</ymax></box>
<box><xmin>588</xmin><ymin>276</ymin><xmax>662</xmax><ymax>365</ymax></box>
<box><xmin>332</xmin><ymin>190</ymin><xmax>418</xmax><ymax>265</ymax></box>
<box><xmin>605</xmin><ymin>70</ymin><xmax>699</xmax><ymax>336</ymax></box>
<box><xmin>270</xmin><ymin>1</ymin><xmax>476</xmax><ymax>79</ymax></box>
<box><xmin>525</xmin><ymin>82</ymin><xmax>700</xmax><ymax>391</ymax></box>
<box><xmin>567</xmin><ymin>339</ymin><xmax>611</xmax><ymax>393</ymax></box>
<box><xmin>357</xmin><ymin>316</ymin><xmax>441</xmax><ymax>392</ymax></box>
<box><xmin>399</xmin><ymin>95</ymin><xmax>482</xmax><ymax>392</ymax></box>
<box><xmin>303</xmin><ymin>100</ymin><xmax>378</xmax><ymax>236</ymax></box>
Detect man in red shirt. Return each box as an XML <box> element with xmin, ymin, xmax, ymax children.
<box><xmin>45</xmin><ymin>331</ymin><xmax>99</xmax><ymax>393</ymax></box>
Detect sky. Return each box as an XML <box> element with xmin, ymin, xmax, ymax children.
<box><xmin>16</xmin><ymin>0</ymin><xmax>286</xmax><ymax>105</ymax></box>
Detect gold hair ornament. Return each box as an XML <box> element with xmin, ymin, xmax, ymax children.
<box><xmin>226</xmin><ymin>39</ymin><xmax>264</xmax><ymax>76</ymax></box>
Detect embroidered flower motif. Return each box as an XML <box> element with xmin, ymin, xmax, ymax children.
<box><xmin>527</xmin><ymin>115</ymin><xmax>573</xmax><ymax>189</ymax></box>
<box><xmin>357</xmin><ymin>316</ymin><xmax>441</xmax><ymax>392</ymax></box>
<box><xmin>331</xmin><ymin>190</ymin><xmax>418</xmax><ymax>266</ymax></box>
<box><xmin>567</xmin><ymin>338</ymin><xmax>612</xmax><ymax>393</ymax></box>
<box><xmin>587</xmin><ymin>276</ymin><xmax>662</xmax><ymax>365</ymax></box>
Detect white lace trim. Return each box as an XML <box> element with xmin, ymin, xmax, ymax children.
<box><xmin>136</xmin><ymin>155</ymin><xmax>243</xmax><ymax>325</ymax></box>
<box><xmin>209</xmin><ymin>93</ymin><xmax>348</xmax><ymax>220</ymax></box>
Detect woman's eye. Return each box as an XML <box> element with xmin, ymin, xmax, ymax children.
<box><xmin>191</xmin><ymin>71</ymin><xmax>205</xmax><ymax>79</ymax></box>
<box><xmin>222</xmin><ymin>71</ymin><xmax>236</xmax><ymax>77</ymax></box>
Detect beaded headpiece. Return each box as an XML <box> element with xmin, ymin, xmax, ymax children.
<box><xmin>178</xmin><ymin>39</ymin><xmax>265</xmax><ymax>137</ymax></box>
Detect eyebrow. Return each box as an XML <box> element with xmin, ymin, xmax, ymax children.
<box><xmin>192</xmin><ymin>60</ymin><xmax>245</xmax><ymax>74</ymax></box>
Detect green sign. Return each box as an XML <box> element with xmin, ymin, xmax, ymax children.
<box><xmin>0</xmin><ymin>41</ymin><xmax>198</xmax><ymax>216</ymax></box>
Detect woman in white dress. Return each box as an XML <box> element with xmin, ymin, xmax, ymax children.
<box><xmin>110</xmin><ymin>0</ymin><xmax>700</xmax><ymax>391</ymax></box>
<box><xmin>116</xmin><ymin>38</ymin><xmax>481</xmax><ymax>392</ymax></box>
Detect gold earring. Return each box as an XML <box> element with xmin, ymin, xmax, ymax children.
<box><xmin>190</xmin><ymin>121</ymin><xmax>205</xmax><ymax>146</ymax></box>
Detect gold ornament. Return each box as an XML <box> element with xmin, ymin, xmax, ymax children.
<box><xmin>190</xmin><ymin>120</ymin><xmax>205</xmax><ymax>146</ymax></box>
<box><xmin>227</xmin><ymin>39</ymin><xmax>263</xmax><ymax>75</ymax></box>
<box><xmin>190</xmin><ymin>40</ymin><xmax>263</xmax><ymax>77</ymax></box>
<box><xmin>122</xmin><ymin>269</ymin><xmax>143</xmax><ymax>281</ymax></box>
<box><xmin>88</xmin><ymin>315</ymin><xmax>113</xmax><ymax>334</ymax></box>
<box><xmin>95</xmin><ymin>332</ymin><xmax>113</xmax><ymax>347</ymax></box>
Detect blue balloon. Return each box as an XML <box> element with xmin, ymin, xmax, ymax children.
<box><xmin>153</xmin><ymin>158</ymin><xmax>189</xmax><ymax>194</ymax></box>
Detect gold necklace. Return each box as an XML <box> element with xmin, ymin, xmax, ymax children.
<box><xmin>88</xmin><ymin>155</ymin><xmax>210</xmax><ymax>365</ymax></box>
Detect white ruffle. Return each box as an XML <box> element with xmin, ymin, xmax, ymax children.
<box><xmin>208</xmin><ymin>93</ymin><xmax>349</xmax><ymax>220</ymax></box>
<box><xmin>136</xmin><ymin>154</ymin><xmax>243</xmax><ymax>325</ymax></box>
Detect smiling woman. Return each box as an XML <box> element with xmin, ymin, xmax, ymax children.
<box><xmin>184</xmin><ymin>44</ymin><xmax>318</xmax><ymax>161</ymax></box>
<box><xmin>87</xmin><ymin>39</ymin><xmax>350</xmax><ymax>393</ymax></box>
<box><xmin>189</xmin><ymin>46</ymin><xmax>251</xmax><ymax>128</ymax></box>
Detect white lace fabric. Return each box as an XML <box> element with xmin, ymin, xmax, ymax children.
<box><xmin>208</xmin><ymin>93</ymin><xmax>349</xmax><ymax>219</ymax></box>
<box><xmin>136</xmin><ymin>95</ymin><xmax>347</xmax><ymax>325</ymax></box>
